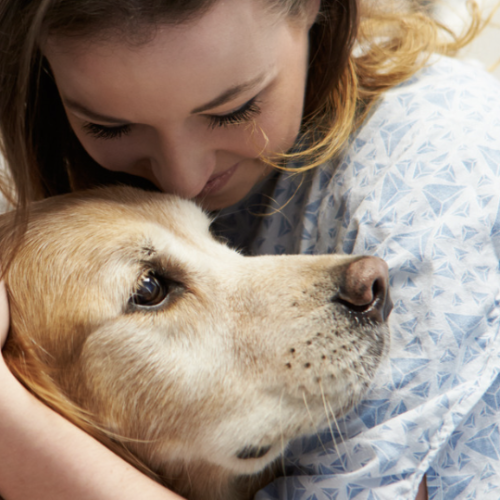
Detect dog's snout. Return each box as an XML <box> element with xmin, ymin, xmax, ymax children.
<box><xmin>336</xmin><ymin>256</ymin><xmax>392</xmax><ymax>322</ymax></box>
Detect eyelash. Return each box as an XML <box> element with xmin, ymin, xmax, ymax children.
<box><xmin>208</xmin><ymin>97</ymin><xmax>261</xmax><ymax>129</ymax></box>
<box><xmin>83</xmin><ymin>122</ymin><xmax>132</xmax><ymax>140</ymax></box>
<box><xmin>82</xmin><ymin>97</ymin><xmax>262</xmax><ymax>140</ymax></box>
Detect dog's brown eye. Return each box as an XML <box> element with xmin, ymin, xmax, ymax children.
<box><xmin>131</xmin><ymin>273</ymin><xmax>170</xmax><ymax>307</ymax></box>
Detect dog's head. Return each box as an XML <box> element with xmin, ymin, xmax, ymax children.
<box><xmin>0</xmin><ymin>186</ymin><xmax>390</xmax><ymax>490</ymax></box>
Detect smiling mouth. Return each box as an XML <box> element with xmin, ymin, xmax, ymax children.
<box><xmin>197</xmin><ymin>163</ymin><xmax>239</xmax><ymax>198</ymax></box>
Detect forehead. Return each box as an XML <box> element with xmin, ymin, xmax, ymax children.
<box><xmin>43</xmin><ymin>0</ymin><xmax>292</xmax><ymax>120</ymax></box>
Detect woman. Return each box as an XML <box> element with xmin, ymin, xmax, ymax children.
<box><xmin>0</xmin><ymin>0</ymin><xmax>499</xmax><ymax>499</ymax></box>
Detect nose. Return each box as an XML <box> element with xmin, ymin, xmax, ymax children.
<box><xmin>147</xmin><ymin>129</ymin><xmax>215</xmax><ymax>198</ymax></box>
<box><xmin>336</xmin><ymin>256</ymin><xmax>392</xmax><ymax>323</ymax></box>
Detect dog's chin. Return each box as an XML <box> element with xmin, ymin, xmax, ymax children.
<box><xmin>200</xmin><ymin>403</ymin><xmax>356</xmax><ymax>475</ymax></box>
<box><xmin>218</xmin><ymin>331</ymin><xmax>389</xmax><ymax>476</ymax></box>
<box><xmin>212</xmin><ymin>411</ymin><xmax>348</xmax><ymax>475</ymax></box>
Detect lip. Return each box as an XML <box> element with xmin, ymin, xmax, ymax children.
<box><xmin>197</xmin><ymin>162</ymin><xmax>239</xmax><ymax>198</ymax></box>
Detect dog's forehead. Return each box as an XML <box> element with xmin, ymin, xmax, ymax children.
<box><xmin>38</xmin><ymin>188</ymin><xmax>210</xmax><ymax>243</ymax></box>
<box><xmin>13</xmin><ymin>188</ymin><xmax>217</xmax><ymax>275</ymax></box>
<box><xmin>81</xmin><ymin>189</ymin><xmax>211</xmax><ymax>236</ymax></box>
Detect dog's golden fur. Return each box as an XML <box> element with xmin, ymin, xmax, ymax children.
<box><xmin>0</xmin><ymin>186</ymin><xmax>390</xmax><ymax>500</ymax></box>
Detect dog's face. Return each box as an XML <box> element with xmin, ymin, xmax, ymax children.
<box><xmin>1</xmin><ymin>187</ymin><xmax>390</xmax><ymax>487</ymax></box>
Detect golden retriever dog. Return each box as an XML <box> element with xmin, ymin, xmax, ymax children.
<box><xmin>0</xmin><ymin>186</ymin><xmax>391</xmax><ymax>500</ymax></box>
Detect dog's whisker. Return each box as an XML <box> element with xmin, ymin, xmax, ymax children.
<box><xmin>348</xmin><ymin>365</ymin><xmax>372</xmax><ymax>385</ymax></box>
<box><xmin>319</xmin><ymin>380</ymin><xmax>340</xmax><ymax>459</ymax></box>
<box><xmin>277</xmin><ymin>388</ymin><xmax>289</xmax><ymax>499</ymax></box>
<box><xmin>185</xmin><ymin>461</ymin><xmax>194</xmax><ymax>493</ymax></box>
<box><xmin>301</xmin><ymin>391</ymin><xmax>328</xmax><ymax>456</ymax></box>
<box><xmin>301</xmin><ymin>390</ymin><xmax>315</xmax><ymax>428</ymax></box>
<box><xmin>278</xmin><ymin>388</ymin><xmax>287</xmax><ymax>475</ymax></box>
<box><xmin>325</xmin><ymin>398</ymin><xmax>353</xmax><ymax>464</ymax></box>
<box><xmin>27</xmin><ymin>335</ymin><xmax>54</xmax><ymax>359</ymax></box>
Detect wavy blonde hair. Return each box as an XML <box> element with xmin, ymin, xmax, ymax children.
<box><xmin>278</xmin><ymin>0</ymin><xmax>486</xmax><ymax>173</ymax></box>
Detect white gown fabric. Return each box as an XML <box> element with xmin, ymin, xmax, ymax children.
<box><xmin>214</xmin><ymin>57</ymin><xmax>500</xmax><ymax>500</ymax></box>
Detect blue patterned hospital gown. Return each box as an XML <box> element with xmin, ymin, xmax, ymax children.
<box><xmin>214</xmin><ymin>57</ymin><xmax>500</xmax><ymax>500</ymax></box>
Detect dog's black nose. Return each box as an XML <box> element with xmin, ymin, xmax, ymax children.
<box><xmin>336</xmin><ymin>256</ymin><xmax>392</xmax><ymax>322</ymax></box>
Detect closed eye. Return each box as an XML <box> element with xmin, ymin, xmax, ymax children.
<box><xmin>208</xmin><ymin>96</ymin><xmax>261</xmax><ymax>129</ymax></box>
<box><xmin>83</xmin><ymin>122</ymin><xmax>132</xmax><ymax>140</ymax></box>
<box><xmin>82</xmin><ymin>95</ymin><xmax>262</xmax><ymax>140</ymax></box>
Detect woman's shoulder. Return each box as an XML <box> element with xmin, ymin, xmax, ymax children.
<box><xmin>336</xmin><ymin>56</ymin><xmax>500</xmax><ymax>212</ymax></box>
<box><xmin>360</xmin><ymin>55</ymin><xmax>500</xmax><ymax>151</ymax></box>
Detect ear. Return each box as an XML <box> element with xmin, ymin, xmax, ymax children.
<box><xmin>305</xmin><ymin>0</ymin><xmax>322</xmax><ymax>29</ymax></box>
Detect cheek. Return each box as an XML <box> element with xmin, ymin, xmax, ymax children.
<box><xmin>83</xmin><ymin>141</ymin><xmax>135</xmax><ymax>172</ymax></box>
<box><xmin>258</xmin><ymin>89</ymin><xmax>304</xmax><ymax>155</ymax></box>
<box><xmin>256</xmin><ymin>34</ymin><xmax>310</xmax><ymax>154</ymax></box>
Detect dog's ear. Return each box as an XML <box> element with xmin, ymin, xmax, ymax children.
<box><xmin>3</xmin><ymin>323</ymin><xmax>163</xmax><ymax>484</ymax></box>
<box><xmin>3</xmin><ymin>292</ymin><xmax>93</xmax><ymax>432</ymax></box>
<box><xmin>1</xmin><ymin>243</ymin><xmax>163</xmax><ymax>487</ymax></box>
<box><xmin>4</xmin><ymin>323</ymin><xmax>76</xmax><ymax>413</ymax></box>
<box><xmin>0</xmin><ymin>209</ymin><xmax>24</xmax><ymax>283</ymax></box>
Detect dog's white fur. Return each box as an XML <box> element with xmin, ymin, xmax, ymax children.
<box><xmin>0</xmin><ymin>186</ymin><xmax>390</xmax><ymax>500</ymax></box>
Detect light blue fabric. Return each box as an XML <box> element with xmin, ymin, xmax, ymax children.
<box><xmin>214</xmin><ymin>57</ymin><xmax>500</xmax><ymax>500</ymax></box>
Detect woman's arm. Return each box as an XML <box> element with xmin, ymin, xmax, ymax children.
<box><xmin>0</xmin><ymin>283</ymin><xmax>184</xmax><ymax>500</ymax></box>
<box><xmin>415</xmin><ymin>476</ymin><xmax>427</xmax><ymax>500</ymax></box>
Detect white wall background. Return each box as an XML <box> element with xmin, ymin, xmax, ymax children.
<box><xmin>433</xmin><ymin>0</ymin><xmax>500</xmax><ymax>79</ymax></box>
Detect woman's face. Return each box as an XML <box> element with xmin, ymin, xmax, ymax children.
<box><xmin>45</xmin><ymin>0</ymin><xmax>319</xmax><ymax>210</ymax></box>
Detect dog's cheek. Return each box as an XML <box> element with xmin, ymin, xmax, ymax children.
<box><xmin>72</xmin><ymin>314</ymin><xmax>231</xmax><ymax>443</ymax></box>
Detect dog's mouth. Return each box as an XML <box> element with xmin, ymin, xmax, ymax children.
<box><xmin>236</xmin><ymin>444</ymin><xmax>272</xmax><ymax>460</ymax></box>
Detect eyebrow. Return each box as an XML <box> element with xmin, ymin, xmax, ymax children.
<box><xmin>62</xmin><ymin>73</ymin><xmax>267</xmax><ymax>124</ymax></box>
<box><xmin>190</xmin><ymin>73</ymin><xmax>266</xmax><ymax>114</ymax></box>
<box><xmin>62</xmin><ymin>99</ymin><xmax>131</xmax><ymax>125</ymax></box>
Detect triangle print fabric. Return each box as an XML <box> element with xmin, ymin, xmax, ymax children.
<box><xmin>215</xmin><ymin>57</ymin><xmax>500</xmax><ymax>500</ymax></box>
